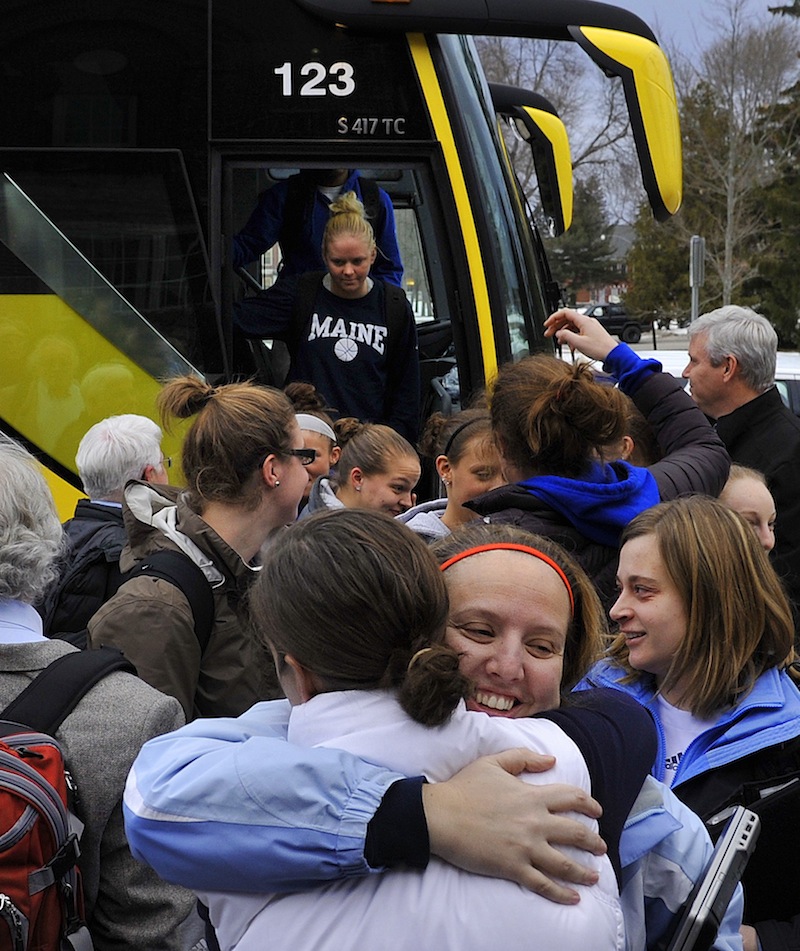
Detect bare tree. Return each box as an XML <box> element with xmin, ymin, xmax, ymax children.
<box><xmin>475</xmin><ymin>36</ymin><xmax>633</xmax><ymax>209</ymax></box>
<box><xmin>675</xmin><ymin>0</ymin><xmax>800</xmax><ymax>303</ymax></box>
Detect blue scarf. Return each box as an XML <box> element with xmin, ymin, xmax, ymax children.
<box><xmin>520</xmin><ymin>461</ymin><xmax>660</xmax><ymax>548</ymax></box>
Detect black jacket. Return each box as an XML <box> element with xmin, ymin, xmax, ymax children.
<box><xmin>716</xmin><ymin>386</ymin><xmax>800</xmax><ymax>615</ymax></box>
<box><xmin>37</xmin><ymin>500</ymin><xmax>127</xmax><ymax>636</ymax></box>
<box><xmin>467</xmin><ymin>369</ymin><xmax>730</xmax><ymax>611</ymax></box>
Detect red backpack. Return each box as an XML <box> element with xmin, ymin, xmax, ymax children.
<box><xmin>0</xmin><ymin>648</ymin><xmax>134</xmax><ymax>951</ymax></box>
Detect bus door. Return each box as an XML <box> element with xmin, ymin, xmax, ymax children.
<box><xmin>219</xmin><ymin>157</ymin><xmax>476</xmax><ymax>424</ymax></box>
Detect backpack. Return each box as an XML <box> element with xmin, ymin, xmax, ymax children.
<box><xmin>37</xmin><ymin>512</ymin><xmax>126</xmax><ymax>641</ymax></box>
<box><xmin>0</xmin><ymin>647</ymin><xmax>136</xmax><ymax>951</ymax></box>
<box><xmin>53</xmin><ymin>550</ymin><xmax>215</xmax><ymax>655</ymax></box>
<box><xmin>280</xmin><ymin>174</ymin><xmax>383</xmax><ymax>269</ymax></box>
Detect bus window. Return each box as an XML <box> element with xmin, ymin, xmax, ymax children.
<box><xmin>0</xmin><ymin>164</ymin><xmax>199</xmax><ymax>472</ymax></box>
<box><xmin>438</xmin><ymin>35</ymin><xmax>544</xmax><ymax>365</ymax></box>
<box><xmin>0</xmin><ymin>151</ymin><xmax>213</xmax><ymax>374</ymax></box>
<box><xmin>395</xmin><ymin>208</ymin><xmax>434</xmax><ymax>326</ymax></box>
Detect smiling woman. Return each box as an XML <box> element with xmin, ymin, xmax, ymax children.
<box><xmin>442</xmin><ymin>547</ymin><xmax>571</xmax><ymax>716</ymax></box>
<box><xmin>301</xmin><ymin>419</ymin><xmax>421</xmax><ymax>518</ymax></box>
<box><xmin>431</xmin><ymin>522</ymin><xmax>607</xmax><ymax>709</ymax></box>
<box><xmin>580</xmin><ymin>494</ymin><xmax>800</xmax><ymax>948</ymax></box>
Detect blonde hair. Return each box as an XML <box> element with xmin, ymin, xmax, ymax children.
<box><xmin>723</xmin><ymin>463</ymin><xmax>769</xmax><ymax>490</ymax></box>
<box><xmin>609</xmin><ymin>495</ymin><xmax>795</xmax><ymax>717</ymax></box>
<box><xmin>334</xmin><ymin>420</ymin><xmax>418</xmax><ymax>483</ymax></box>
<box><xmin>322</xmin><ymin>191</ymin><xmax>376</xmax><ymax>259</ymax></box>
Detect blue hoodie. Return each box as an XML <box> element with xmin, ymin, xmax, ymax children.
<box><xmin>519</xmin><ymin>459</ymin><xmax>659</xmax><ymax>548</ymax></box>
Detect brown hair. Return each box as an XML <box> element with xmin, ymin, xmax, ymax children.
<box><xmin>284</xmin><ymin>381</ymin><xmax>337</xmax><ymax>444</ymax></box>
<box><xmin>322</xmin><ymin>191</ymin><xmax>376</xmax><ymax>259</ymax></box>
<box><xmin>284</xmin><ymin>381</ymin><xmax>336</xmax><ymax>418</ymax></box>
<box><xmin>249</xmin><ymin>509</ymin><xmax>470</xmax><ymax>727</ymax></box>
<box><xmin>431</xmin><ymin>522</ymin><xmax>608</xmax><ymax>695</ymax></box>
<box><xmin>157</xmin><ymin>375</ymin><xmax>296</xmax><ymax>512</ymax></box>
<box><xmin>333</xmin><ymin>421</ymin><xmax>418</xmax><ymax>483</ymax></box>
<box><xmin>418</xmin><ymin>409</ymin><xmax>494</xmax><ymax>465</ymax></box>
<box><xmin>490</xmin><ymin>354</ymin><xmax>628</xmax><ymax>478</ymax></box>
<box><xmin>609</xmin><ymin>495</ymin><xmax>795</xmax><ymax>717</ymax></box>
<box><xmin>622</xmin><ymin>397</ymin><xmax>661</xmax><ymax>466</ymax></box>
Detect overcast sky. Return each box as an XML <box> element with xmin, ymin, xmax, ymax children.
<box><xmin>613</xmin><ymin>0</ymin><xmax>776</xmax><ymax>56</ymax></box>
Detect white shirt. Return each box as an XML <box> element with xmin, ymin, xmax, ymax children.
<box><xmin>0</xmin><ymin>600</ymin><xmax>48</xmax><ymax>644</ymax></box>
<box><xmin>202</xmin><ymin>691</ymin><xmax>625</xmax><ymax>951</ymax></box>
<box><xmin>656</xmin><ymin>694</ymin><xmax>717</xmax><ymax>785</ymax></box>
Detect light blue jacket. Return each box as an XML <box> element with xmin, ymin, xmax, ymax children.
<box><xmin>123</xmin><ymin>700</ymin><xmax>742</xmax><ymax>951</ymax></box>
<box><xmin>577</xmin><ymin>663</ymin><xmax>800</xmax><ymax>789</ymax></box>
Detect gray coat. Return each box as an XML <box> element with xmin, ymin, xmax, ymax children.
<box><xmin>0</xmin><ymin>639</ymin><xmax>195</xmax><ymax>951</ymax></box>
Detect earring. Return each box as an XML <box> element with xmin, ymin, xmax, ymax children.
<box><xmin>274</xmin><ymin>480</ymin><xmax>280</xmax><ymax>487</ymax></box>
<box><xmin>355</xmin><ymin>485</ymin><xmax>362</xmax><ymax>492</ymax></box>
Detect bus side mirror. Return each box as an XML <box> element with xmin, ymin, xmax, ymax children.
<box><xmin>570</xmin><ymin>25</ymin><xmax>682</xmax><ymax>221</ymax></box>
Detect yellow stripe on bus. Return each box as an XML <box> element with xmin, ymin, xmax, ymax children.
<box><xmin>408</xmin><ymin>34</ymin><xmax>498</xmax><ymax>381</ymax></box>
<box><xmin>0</xmin><ymin>293</ymin><xmax>186</xmax><ymax>518</ymax></box>
<box><xmin>42</xmin><ymin>467</ymin><xmax>86</xmax><ymax>519</ymax></box>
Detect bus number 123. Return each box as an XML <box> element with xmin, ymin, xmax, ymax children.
<box><xmin>274</xmin><ymin>62</ymin><xmax>355</xmax><ymax>97</ymax></box>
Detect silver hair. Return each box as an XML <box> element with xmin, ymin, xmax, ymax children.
<box><xmin>0</xmin><ymin>436</ymin><xmax>65</xmax><ymax>604</ymax></box>
<box><xmin>76</xmin><ymin>414</ymin><xmax>163</xmax><ymax>501</ymax></box>
<box><xmin>688</xmin><ymin>306</ymin><xmax>777</xmax><ymax>393</ymax></box>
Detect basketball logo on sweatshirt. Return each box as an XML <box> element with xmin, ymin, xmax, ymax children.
<box><xmin>334</xmin><ymin>338</ymin><xmax>358</xmax><ymax>361</ymax></box>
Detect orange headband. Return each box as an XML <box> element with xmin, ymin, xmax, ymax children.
<box><xmin>439</xmin><ymin>543</ymin><xmax>575</xmax><ymax>616</ymax></box>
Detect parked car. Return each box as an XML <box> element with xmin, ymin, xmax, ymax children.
<box><xmin>578</xmin><ymin>303</ymin><xmax>648</xmax><ymax>344</ymax></box>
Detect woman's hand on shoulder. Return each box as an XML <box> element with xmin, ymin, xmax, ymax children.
<box><xmin>544</xmin><ymin>308</ymin><xmax>617</xmax><ymax>363</ymax></box>
<box><xmin>422</xmin><ymin>747</ymin><xmax>606</xmax><ymax>904</ymax></box>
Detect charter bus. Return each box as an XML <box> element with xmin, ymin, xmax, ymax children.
<box><xmin>0</xmin><ymin>0</ymin><xmax>681</xmax><ymax>512</ymax></box>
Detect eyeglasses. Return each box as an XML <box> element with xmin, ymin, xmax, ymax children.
<box><xmin>256</xmin><ymin>447</ymin><xmax>318</xmax><ymax>470</ymax></box>
<box><xmin>285</xmin><ymin>447</ymin><xmax>318</xmax><ymax>466</ymax></box>
<box><xmin>160</xmin><ymin>456</ymin><xmax>172</xmax><ymax>469</ymax></box>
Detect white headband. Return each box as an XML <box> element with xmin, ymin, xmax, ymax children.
<box><xmin>295</xmin><ymin>413</ymin><xmax>337</xmax><ymax>443</ymax></box>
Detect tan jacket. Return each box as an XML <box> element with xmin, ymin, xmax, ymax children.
<box><xmin>88</xmin><ymin>482</ymin><xmax>279</xmax><ymax>719</ymax></box>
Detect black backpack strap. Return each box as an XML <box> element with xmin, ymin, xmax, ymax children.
<box><xmin>289</xmin><ymin>271</ymin><xmax>327</xmax><ymax>358</ymax></box>
<box><xmin>0</xmin><ymin>646</ymin><xmax>136</xmax><ymax>735</ymax></box>
<box><xmin>357</xmin><ymin>177</ymin><xmax>380</xmax><ymax>224</ymax></box>
<box><xmin>126</xmin><ymin>550</ymin><xmax>215</xmax><ymax>655</ymax></box>
<box><xmin>383</xmin><ymin>281</ymin><xmax>412</xmax><ymax>394</ymax></box>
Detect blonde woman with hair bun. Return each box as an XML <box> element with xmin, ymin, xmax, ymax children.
<box><xmin>301</xmin><ymin>419</ymin><xmax>420</xmax><ymax>518</ymax></box>
<box><xmin>234</xmin><ymin>191</ymin><xmax>420</xmax><ymax>442</ymax></box>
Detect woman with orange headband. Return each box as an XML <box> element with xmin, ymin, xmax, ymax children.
<box><xmin>192</xmin><ymin>509</ymin><xmax>660</xmax><ymax>951</ymax></box>
<box><xmin>126</xmin><ymin>517</ymin><xmax>743</xmax><ymax>951</ymax></box>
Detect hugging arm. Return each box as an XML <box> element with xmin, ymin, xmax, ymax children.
<box><xmin>124</xmin><ymin>701</ymin><xmax>605</xmax><ymax>901</ymax></box>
